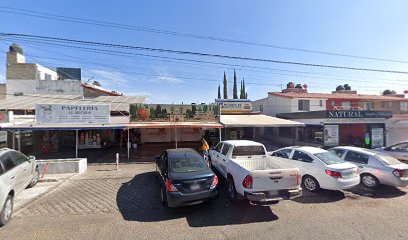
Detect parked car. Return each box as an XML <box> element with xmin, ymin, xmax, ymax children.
<box><xmin>376</xmin><ymin>142</ymin><xmax>408</xmax><ymax>162</ymax></box>
<box><xmin>209</xmin><ymin>140</ymin><xmax>302</xmax><ymax>204</ymax></box>
<box><xmin>271</xmin><ymin>146</ymin><xmax>360</xmax><ymax>192</ymax></box>
<box><xmin>329</xmin><ymin>146</ymin><xmax>408</xmax><ymax>188</ymax></box>
<box><xmin>0</xmin><ymin>149</ymin><xmax>39</xmax><ymax>227</ymax></box>
<box><xmin>155</xmin><ymin>148</ymin><xmax>218</xmax><ymax>208</ymax></box>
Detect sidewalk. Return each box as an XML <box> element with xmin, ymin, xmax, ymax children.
<box><xmin>14</xmin><ymin>173</ymin><xmax>77</xmax><ymax>211</ymax></box>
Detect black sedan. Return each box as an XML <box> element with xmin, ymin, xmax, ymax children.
<box><xmin>155</xmin><ymin>148</ymin><xmax>219</xmax><ymax>208</ymax></box>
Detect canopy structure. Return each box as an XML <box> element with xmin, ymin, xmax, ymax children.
<box><xmin>0</xmin><ymin>116</ymin><xmax>129</xmax><ymax>130</ymax></box>
<box><xmin>220</xmin><ymin>114</ymin><xmax>305</xmax><ymax>127</ymax></box>
<box><xmin>127</xmin><ymin>122</ymin><xmax>223</xmax><ymax>129</ymax></box>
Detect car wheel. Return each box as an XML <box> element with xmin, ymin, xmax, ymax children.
<box><xmin>303</xmin><ymin>175</ymin><xmax>320</xmax><ymax>192</ymax></box>
<box><xmin>28</xmin><ymin>168</ymin><xmax>40</xmax><ymax>188</ymax></box>
<box><xmin>227</xmin><ymin>177</ymin><xmax>239</xmax><ymax>202</ymax></box>
<box><xmin>0</xmin><ymin>195</ymin><xmax>13</xmax><ymax>227</ymax></box>
<box><xmin>361</xmin><ymin>174</ymin><xmax>379</xmax><ymax>188</ymax></box>
<box><xmin>160</xmin><ymin>186</ymin><xmax>168</xmax><ymax>207</ymax></box>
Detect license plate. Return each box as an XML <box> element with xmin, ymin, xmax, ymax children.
<box><xmin>190</xmin><ymin>184</ymin><xmax>200</xmax><ymax>191</ymax></box>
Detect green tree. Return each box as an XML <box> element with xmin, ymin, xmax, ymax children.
<box><xmin>233</xmin><ymin>69</ymin><xmax>238</xmax><ymax>99</ymax></box>
<box><xmin>155</xmin><ymin>105</ymin><xmax>162</xmax><ymax>117</ymax></box>
<box><xmin>223</xmin><ymin>71</ymin><xmax>228</xmax><ymax>99</ymax></box>
<box><xmin>203</xmin><ymin>105</ymin><xmax>208</xmax><ymax>112</ymax></box>
<box><xmin>240</xmin><ymin>80</ymin><xmax>244</xmax><ymax>99</ymax></box>
<box><xmin>217</xmin><ymin>84</ymin><xmax>221</xmax><ymax>99</ymax></box>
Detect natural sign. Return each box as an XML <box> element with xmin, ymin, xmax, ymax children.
<box><xmin>130</xmin><ymin>104</ymin><xmax>218</xmax><ymax>122</ymax></box>
<box><xmin>326</xmin><ymin>111</ymin><xmax>392</xmax><ymax>119</ymax></box>
<box><xmin>36</xmin><ymin>104</ymin><xmax>110</xmax><ymax>124</ymax></box>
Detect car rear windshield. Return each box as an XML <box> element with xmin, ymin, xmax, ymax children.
<box><xmin>314</xmin><ymin>152</ymin><xmax>345</xmax><ymax>165</ymax></box>
<box><xmin>375</xmin><ymin>154</ymin><xmax>401</xmax><ymax>166</ymax></box>
<box><xmin>170</xmin><ymin>156</ymin><xmax>207</xmax><ymax>173</ymax></box>
<box><xmin>232</xmin><ymin>146</ymin><xmax>266</xmax><ymax>157</ymax></box>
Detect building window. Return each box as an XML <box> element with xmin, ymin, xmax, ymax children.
<box><xmin>259</xmin><ymin>105</ymin><xmax>263</xmax><ymax>113</ymax></box>
<box><xmin>381</xmin><ymin>102</ymin><xmax>386</xmax><ymax>108</ymax></box>
<box><xmin>278</xmin><ymin>127</ymin><xmax>293</xmax><ymax>138</ymax></box>
<box><xmin>341</xmin><ymin>101</ymin><xmax>351</xmax><ymax>110</ymax></box>
<box><xmin>365</xmin><ymin>102</ymin><xmax>374</xmax><ymax>110</ymax></box>
<box><xmin>331</xmin><ymin>101</ymin><xmax>335</xmax><ymax>107</ymax></box>
<box><xmin>319</xmin><ymin>100</ymin><xmax>323</xmax><ymax>107</ymax></box>
<box><xmin>298</xmin><ymin>100</ymin><xmax>310</xmax><ymax>111</ymax></box>
<box><xmin>400</xmin><ymin>102</ymin><xmax>408</xmax><ymax>112</ymax></box>
<box><xmin>44</xmin><ymin>73</ymin><xmax>51</xmax><ymax>80</ymax></box>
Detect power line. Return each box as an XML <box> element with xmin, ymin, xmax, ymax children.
<box><xmin>0</xmin><ymin>37</ymin><xmax>402</xmax><ymax>91</ymax></box>
<box><xmin>1</xmin><ymin>6</ymin><xmax>408</xmax><ymax>64</ymax></box>
<box><xmin>2</xmin><ymin>33</ymin><xmax>408</xmax><ymax>74</ymax></box>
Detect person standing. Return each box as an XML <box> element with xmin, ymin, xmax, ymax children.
<box><xmin>201</xmin><ymin>137</ymin><xmax>210</xmax><ymax>161</ymax></box>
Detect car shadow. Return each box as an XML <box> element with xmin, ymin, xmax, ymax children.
<box><xmin>116</xmin><ymin>171</ymin><xmax>279</xmax><ymax>227</ymax></box>
<box><xmin>345</xmin><ymin>184</ymin><xmax>407</xmax><ymax>199</ymax></box>
<box><xmin>293</xmin><ymin>186</ymin><xmax>345</xmax><ymax>204</ymax></box>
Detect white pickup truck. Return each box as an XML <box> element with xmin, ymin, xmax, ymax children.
<box><xmin>208</xmin><ymin>140</ymin><xmax>302</xmax><ymax>204</ymax></box>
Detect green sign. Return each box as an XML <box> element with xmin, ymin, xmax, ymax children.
<box><xmin>364</xmin><ymin>133</ymin><xmax>370</xmax><ymax>145</ymax></box>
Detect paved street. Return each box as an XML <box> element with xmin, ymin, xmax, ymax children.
<box><xmin>1</xmin><ymin>163</ymin><xmax>408</xmax><ymax>240</ymax></box>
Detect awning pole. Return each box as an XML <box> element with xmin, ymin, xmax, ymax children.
<box><xmin>175</xmin><ymin>128</ymin><xmax>178</xmax><ymax>149</ymax></box>
<box><xmin>17</xmin><ymin>130</ymin><xmax>21</xmax><ymax>152</ymax></box>
<box><xmin>75</xmin><ymin>130</ymin><xmax>78</xmax><ymax>158</ymax></box>
<box><xmin>127</xmin><ymin>129</ymin><xmax>130</xmax><ymax>159</ymax></box>
<box><xmin>219</xmin><ymin>127</ymin><xmax>222</xmax><ymax>142</ymax></box>
<box><xmin>12</xmin><ymin>131</ymin><xmax>15</xmax><ymax>150</ymax></box>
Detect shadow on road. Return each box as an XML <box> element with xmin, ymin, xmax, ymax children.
<box><xmin>116</xmin><ymin>172</ymin><xmax>278</xmax><ymax>227</ymax></box>
<box><xmin>346</xmin><ymin>184</ymin><xmax>407</xmax><ymax>199</ymax></box>
<box><xmin>293</xmin><ymin>187</ymin><xmax>345</xmax><ymax>204</ymax></box>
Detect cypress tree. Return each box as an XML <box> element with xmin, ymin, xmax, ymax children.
<box><xmin>240</xmin><ymin>80</ymin><xmax>244</xmax><ymax>99</ymax></box>
<box><xmin>223</xmin><ymin>71</ymin><xmax>228</xmax><ymax>99</ymax></box>
<box><xmin>217</xmin><ymin>84</ymin><xmax>221</xmax><ymax>99</ymax></box>
<box><xmin>242</xmin><ymin>78</ymin><xmax>246</xmax><ymax>99</ymax></box>
<box><xmin>233</xmin><ymin>69</ymin><xmax>238</xmax><ymax>99</ymax></box>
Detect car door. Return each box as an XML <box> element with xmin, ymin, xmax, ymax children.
<box><xmin>291</xmin><ymin>150</ymin><xmax>318</xmax><ymax>176</ymax></box>
<box><xmin>218</xmin><ymin>143</ymin><xmax>231</xmax><ymax>178</ymax></box>
<box><xmin>210</xmin><ymin>142</ymin><xmax>223</xmax><ymax>170</ymax></box>
<box><xmin>0</xmin><ymin>153</ymin><xmax>20</xmax><ymax>193</ymax></box>
<box><xmin>10</xmin><ymin>151</ymin><xmax>32</xmax><ymax>189</ymax></box>
<box><xmin>343</xmin><ymin>150</ymin><xmax>369</xmax><ymax>173</ymax></box>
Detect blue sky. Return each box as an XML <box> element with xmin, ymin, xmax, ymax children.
<box><xmin>1</xmin><ymin>1</ymin><xmax>408</xmax><ymax>103</ymax></box>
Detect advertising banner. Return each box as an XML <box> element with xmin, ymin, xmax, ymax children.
<box><xmin>0</xmin><ymin>111</ymin><xmax>8</xmax><ymax>123</ymax></box>
<box><xmin>130</xmin><ymin>104</ymin><xmax>218</xmax><ymax>122</ymax></box>
<box><xmin>324</xmin><ymin>125</ymin><xmax>339</xmax><ymax>147</ymax></box>
<box><xmin>215</xmin><ymin>99</ymin><xmax>252</xmax><ymax>113</ymax></box>
<box><xmin>371</xmin><ymin>128</ymin><xmax>384</xmax><ymax>148</ymax></box>
<box><xmin>36</xmin><ymin>104</ymin><xmax>110</xmax><ymax>124</ymax></box>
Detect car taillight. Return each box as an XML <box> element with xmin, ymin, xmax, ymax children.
<box><xmin>296</xmin><ymin>171</ymin><xmax>302</xmax><ymax>185</ymax></box>
<box><xmin>393</xmin><ymin>169</ymin><xmax>402</xmax><ymax>178</ymax></box>
<box><xmin>325</xmin><ymin>170</ymin><xmax>342</xmax><ymax>178</ymax></box>
<box><xmin>210</xmin><ymin>175</ymin><xmax>218</xmax><ymax>189</ymax></box>
<box><xmin>242</xmin><ymin>175</ymin><xmax>253</xmax><ymax>189</ymax></box>
<box><xmin>165</xmin><ymin>179</ymin><xmax>179</xmax><ymax>192</ymax></box>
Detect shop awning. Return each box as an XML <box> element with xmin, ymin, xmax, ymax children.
<box><xmin>127</xmin><ymin>122</ymin><xmax>223</xmax><ymax>129</ymax></box>
<box><xmin>220</xmin><ymin>114</ymin><xmax>305</xmax><ymax>127</ymax></box>
<box><xmin>0</xmin><ymin>116</ymin><xmax>129</xmax><ymax>130</ymax></box>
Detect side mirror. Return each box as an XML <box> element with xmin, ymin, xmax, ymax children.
<box><xmin>154</xmin><ymin>155</ymin><xmax>161</xmax><ymax>161</ymax></box>
<box><xmin>28</xmin><ymin>156</ymin><xmax>36</xmax><ymax>162</ymax></box>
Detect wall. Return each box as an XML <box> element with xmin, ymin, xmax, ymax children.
<box><xmin>6</xmin><ymin>63</ymin><xmax>38</xmax><ymax>80</ymax></box>
<box><xmin>0</xmin><ymin>84</ymin><xmax>6</xmax><ymax>99</ymax></box>
<box><xmin>140</xmin><ymin>128</ymin><xmax>202</xmax><ymax>143</ymax></box>
<box><xmin>293</xmin><ymin>98</ymin><xmax>326</xmax><ymax>112</ymax></box>
<box><xmin>6</xmin><ymin>79</ymin><xmax>83</xmax><ymax>96</ymax></box>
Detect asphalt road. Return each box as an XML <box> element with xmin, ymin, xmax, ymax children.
<box><xmin>1</xmin><ymin>164</ymin><xmax>408</xmax><ymax>240</ymax></box>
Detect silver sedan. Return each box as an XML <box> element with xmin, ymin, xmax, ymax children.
<box><xmin>329</xmin><ymin>146</ymin><xmax>408</xmax><ymax>188</ymax></box>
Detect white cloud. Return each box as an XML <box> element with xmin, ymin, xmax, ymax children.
<box><xmin>83</xmin><ymin>68</ymin><xmax>140</xmax><ymax>91</ymax></box>
<box><xmin>151</xmin><ymin>66</ymin><xmax>183</xmax><ymax>83</ymax></box>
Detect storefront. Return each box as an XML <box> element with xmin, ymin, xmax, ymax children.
<box><xmin>277</xmin><ymin>110</ymin><xmax>392</xmax><ymax>149</ymax></box>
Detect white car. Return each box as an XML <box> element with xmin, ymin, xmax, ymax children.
<box><xmin>376</xmin><ymin>142</ymin><xmax>408</xmax><ymax>162</ymax></box>
<box><xmin>271</xmin><ymin>146</ymin><xmax>360</xmax><ymax>192</ymax></box>
<box><xmin>209</xmin><ymin>140</ymin><xmax>302</xmax><ymax>204</ymax></box>
<box><xmin>329</xmin><ymin>146</ymin><xmax>408</xmax><ymax>188</ymax></box>
<box><xmin>0</xmin><ymin>149</ymin><xmax>39</xmax><ymax>226</ymax></box>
